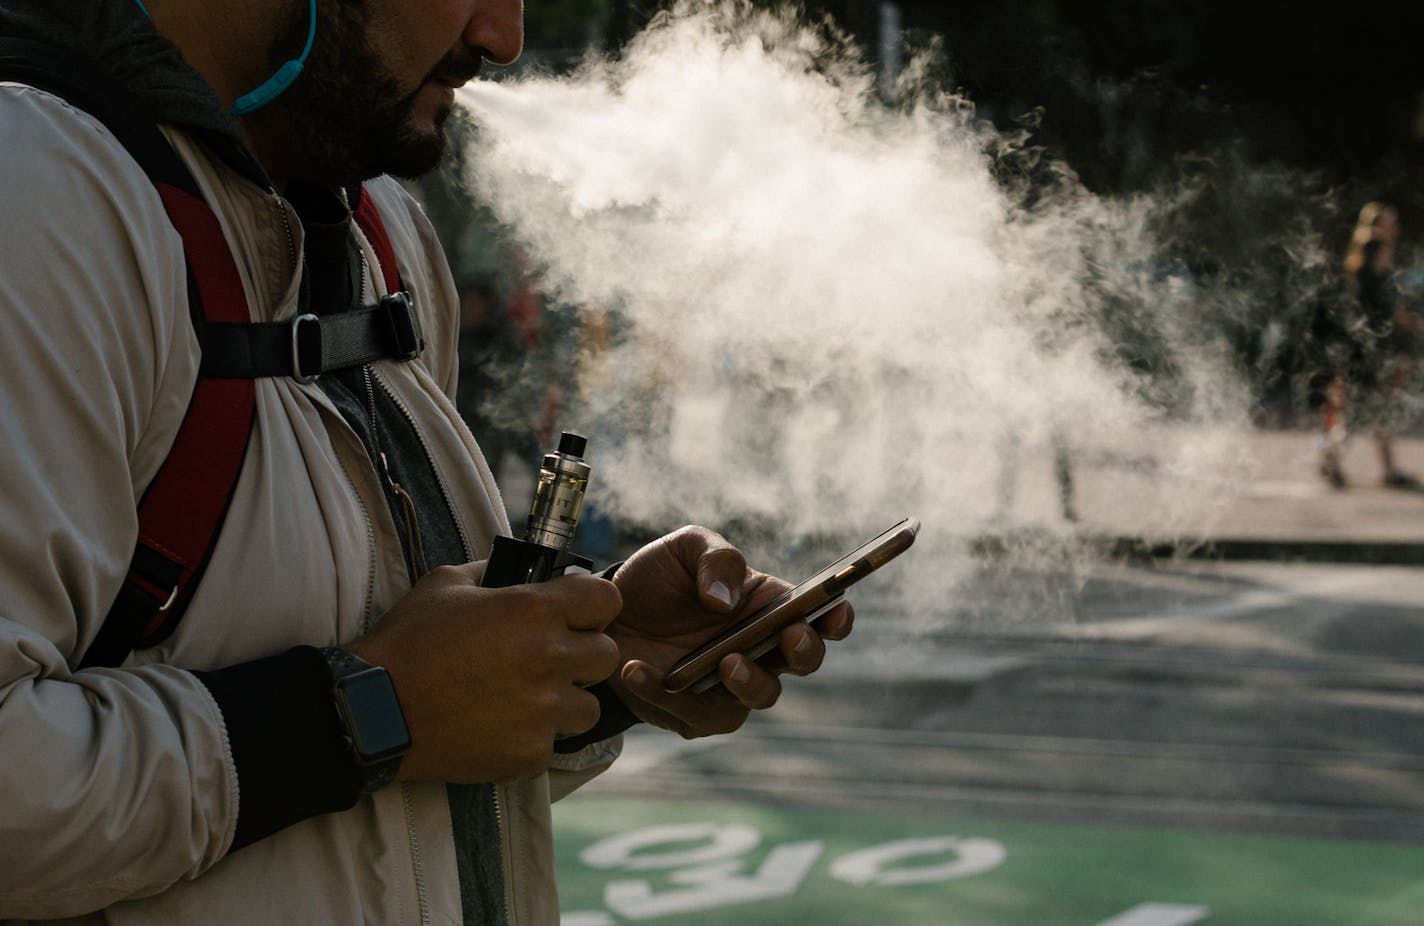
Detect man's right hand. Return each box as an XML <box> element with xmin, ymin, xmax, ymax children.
<box><xmin>344</xmin><ymin>561</ymin><xmax>621</xmax><ymax>784</ymax></box>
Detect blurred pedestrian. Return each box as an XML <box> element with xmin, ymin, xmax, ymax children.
<box><xmin>1319</xmin><ymin>202</ymin><xmax>1420</xmax><ymax>488</ymax></box>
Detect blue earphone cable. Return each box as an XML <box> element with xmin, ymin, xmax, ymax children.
<box><xmin>230</xmin><ymin>0</ymin><xmax>317</xmax><ymax>116</ymax></box>
<box><xmin>133</xmin><ymin>0</ymin><xmax>317</xmax><ymax>117</ymax></box>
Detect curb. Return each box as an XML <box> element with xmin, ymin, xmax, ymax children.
<box><xmin>966</xmin><ymin>529</ymin><xmax>1424</xmax><ymax>566</ymax></box>
<box><xmin>1110</xmin><ymin>537</ymin><xmax>1424</xmax><ymax>565</ymax></box>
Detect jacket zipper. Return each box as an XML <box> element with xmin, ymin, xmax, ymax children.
<box><xmin>401</xmin><ymin>785</ymin><xmax>434</xmax><ymax>926</ymax></box>
<box><xmin>351</xmin><ymin>208</ymin><xmax>511</xmax><ymax>926</ymax></box>
<box><xmin>281</xmin><ymin>189</ymin><xmax>438</xmax><ymax>926</ymax></box>
<box><xmin>362</xmin><ymin>365</ymin><xmax>431</xmax><ymax>580</ymax></box>
<box><xmin>273</xmin><ymin>192</ymin><xmax>298</xmax><ymax>279</ymax></box>
<box><xmin>351</xmin><ymin>243</ymin><xmax>439</xmax><ymax>926</ymax></box>
<box><xmin>369</xmin><ymin>367</ymin><xmax>514</xmax><ymax>924</ymax></box>
<box><xmin>497</xmin><ymin>784</ymin><xmax>515</xmax><ymax>926</ymax></box>
<box><xmin>336</xmin><ymin>449</ymin><xmax>381</xmax><ymax>634</ymax></box>
<box><xmin>368</xmin><ymin>367</ymin><xmax>475</xmax><ymax>564</ymax></box>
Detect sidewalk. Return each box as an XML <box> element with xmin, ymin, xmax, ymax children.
<box><xmin>1035</xmin><ymin>426</ymin><xmax>1424</xmax><ymax>555</ymax></box>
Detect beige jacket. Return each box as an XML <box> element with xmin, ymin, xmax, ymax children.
<box><xmin>0</xmin><ymin>81</ymin><xmax>616</xmax><ymax>925</ymax></box>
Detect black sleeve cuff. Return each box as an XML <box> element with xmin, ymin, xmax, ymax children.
<box><xmin>194</xmin><ymin>645</ymin><xmax>360</xmax><ymax>851</ymax></box>
<box><xmin>555</xmin><ymin>680</ymin><xmax>641</xmax><ymax>754</ymax></box>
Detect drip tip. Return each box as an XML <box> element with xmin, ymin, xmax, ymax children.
<box><xmin>558</xmin><ymin>432</ymin><xmax>587</xmax><ymax>458</ymax></box>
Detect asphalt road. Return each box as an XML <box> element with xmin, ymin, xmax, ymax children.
<box><xmin>549</xmin><ymin>426</ymin><xmax>1424</xmax><ymax>922</ymax></box>
<box><xmin>582</xmin><ymin>556</ymin><xmax>1424</xmax><ymax>843</ymax></box>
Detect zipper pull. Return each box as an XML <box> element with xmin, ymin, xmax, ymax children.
<box><xmin>380</xmin><ymin>452</ymin><xmax>429</xmax><ymax>578</ymax></box>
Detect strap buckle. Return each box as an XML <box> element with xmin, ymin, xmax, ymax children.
<box><xmin>290</xmin><ymin>313</ymin><xmax>322</xmax><ymax>383</ymax></box>
<box><xmin>156</xmin><ymin>584</ymin><xmax>181</xmax><ymax>612</ymax></box>
<box><xmin>381</xmin><ymin>292</ymin><xmax>424</xmax><ymax>361</ymax></box>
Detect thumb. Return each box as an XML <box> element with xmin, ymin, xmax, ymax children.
<box><xmin>419</xmin><ymin>559</ymin><xmax>487</xmax><ymax>587</ymax></box>
<box><xmin>686</xmin><ymin>527</ymin><xmax>751</xmax><ymax>612</ymax></box>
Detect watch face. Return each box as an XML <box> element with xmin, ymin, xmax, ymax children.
<box><xmin>337</xmin><ymin>667</ymin><xmax>411</xmax><ymax>765</ymax></box>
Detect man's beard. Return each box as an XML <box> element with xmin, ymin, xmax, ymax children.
<box><xmin>272</xmin><ymin>2</ymin><xmax>458</xmax><ymax>184</ymax></box>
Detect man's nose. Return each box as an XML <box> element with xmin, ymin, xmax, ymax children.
<box><xmin>465</xmin><ymin>0</ymin><xmax>524</xmax><ymax>66</ymax></box>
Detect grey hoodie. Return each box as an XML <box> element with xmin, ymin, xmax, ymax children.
<box><xmin>0</xmin><ymin>1</ymin><xmax>247</xmax><ymax>155</ymax></box>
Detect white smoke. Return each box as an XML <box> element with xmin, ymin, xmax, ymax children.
<box><xmin>454</xmin><ymin>1</ymin><xmax>1262</xmax><ymax>616</ymax></box>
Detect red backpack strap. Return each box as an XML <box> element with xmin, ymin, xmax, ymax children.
<box><xmin>81</xmin><ymin>185</ymin><xmax>257</xmax><ymax>669</ymax></box>
<box><xmin>6</xmin><ymin>43</ymin><xmax>423</xmax><ymax>668</ymax></box>
<box><xmin>352</xmin><ymin>184</ymin><xmax>404</xmax><ymax>295</ymax></box>
<box><xmin>3</xmin><ymin>39</ymin><xmax>262</xmax><ymax>669</ymax></box>
<box><xmin>84</xmin><ymin>182</ymin><xmax>422</xmax><ymax>668</ymax></box>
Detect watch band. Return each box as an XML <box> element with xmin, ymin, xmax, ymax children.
<box><xmin>320</xmin><ymin>645</ymin><xmax>372</xmax><ymax>680</ymax></box>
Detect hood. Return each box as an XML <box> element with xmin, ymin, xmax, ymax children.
<box><xmin>0</xmin><ymin>0</ymin><xmax>268</xmax><ymax>185</ymax></box>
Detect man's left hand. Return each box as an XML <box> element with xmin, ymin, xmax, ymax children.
<box><xmin>605</xmin><ymin>525</ymin><xmax>854</xmax><ymax>738</ymax></box>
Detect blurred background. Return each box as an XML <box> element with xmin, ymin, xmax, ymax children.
<box><xmin>420</xmin><ymin>0</ymin><xmax>1424</xmax><ymax>489</ymax></box>
<box><xmin>412</xmin><ymin>4</ymin><xmax>1424</xmax><ymax>924</ymax></box>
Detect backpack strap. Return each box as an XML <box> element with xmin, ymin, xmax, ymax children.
<box><xmin>198</xmin><ymin>291</ymin><xmax>424</xmax><ymax>382</ymax></box>
<box><xmin>352</xmin><ymin>184</ymin><xmax>406</xmax><ymax>296</ymax></box>
<box><xmin>83</xmin><ymin>187</ymin><xmax>258</xmax><ymax>668</ymax></box>
<box><xmin>181</xmin><ymin>185</ymin><xmax>421</xmax><ymax>382</ymax></box>
<box><xmin>1</xmin><ymin>39</ymin><xmax>425</xmax><ymax>668</ymax></box>
<box><xmin>0</xmin><ymin>38</ymin><xmax>262</xmax><ymax>669</ymax></box>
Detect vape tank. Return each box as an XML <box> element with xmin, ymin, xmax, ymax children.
<box><xmin>481</xmin><ymin>432</ymin><xmax>594</xmax><ymax>587</ymax></box>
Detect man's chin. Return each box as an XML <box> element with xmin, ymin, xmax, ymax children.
<box><xmin>358</xmin><ymin>81</ymin><xmax>458</xmax><ymax>179</ymax></box>
<box><xmin>379</xmin><ymin>126</ymin><xmax>449</xmax><ymax>180</ymax></box>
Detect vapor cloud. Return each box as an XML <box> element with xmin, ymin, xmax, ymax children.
<box><xmin>455</xmin><ymin>1</ymin><xmax>1287</xmax><ymax>615</ymax></box>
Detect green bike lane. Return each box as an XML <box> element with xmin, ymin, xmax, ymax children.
<box><xmin>548</xmin><ymin>554</ymin><xmax>1424</xmax><ymax>924</ymax></box>
<box><xmin>552</xmin><ymin>796</ymin><xmax>1424</xmax><ymax>925</ymax></box>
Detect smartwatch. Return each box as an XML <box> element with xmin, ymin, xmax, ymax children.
<box><xmin>319</xmin><ymin>647</ymin><xmax>411</xmax><ymax>794</ymax></box>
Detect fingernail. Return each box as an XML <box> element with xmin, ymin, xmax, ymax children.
<box><xmin>793</xmin><ymin>631</ymin><xmax>815</xmax><ymax>656</ymax></box>
<box><xmin>707</xmin><ymin>580</ymin><xmax>734</xmax><ymax>609</ymax></box>
<box><xmin>628</xmin><ymin>664</ymin><xmax>652</xmax><ymax>688</ymax></box>
<box><xmin>729</xmin><ymin>658</ymin><xmax>750</xmax><ymax>685</ymax></box>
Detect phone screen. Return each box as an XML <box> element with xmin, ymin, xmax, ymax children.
<box><xmin>662</xmin><ymin>517</ymin><xmax>920</xmax><ymax>694</ymax></box>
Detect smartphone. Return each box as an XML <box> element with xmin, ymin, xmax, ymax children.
<box><xmin>662</xmin><ymin>517</ymin><xmax>920</xmax><ymax>694</ymax></box>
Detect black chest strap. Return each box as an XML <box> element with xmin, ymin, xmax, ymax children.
<box><xmin>201</xmin><ymin>291</ymin><xmax>424</xmax><ymax>382</ymax></box>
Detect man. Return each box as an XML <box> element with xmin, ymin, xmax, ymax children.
<box><xmin>0</xmin><ymin>2</ymin><xmax>851</xmax><ymax>923</ymax></box>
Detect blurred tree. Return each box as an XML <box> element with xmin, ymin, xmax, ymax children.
<box><xmin>480</xmin><ymin>0</ymin><xmax>1424</xmax><ymax>419</ymax></box>
<box><xmin>525</xmin><ymin>0</ymin><xmax>612</xmax><ymax>54</ymax></box>
<box><xmin>599</xmin><ymin>0</ymin><xmax>1424</xmax><ymax>193</ymax></box>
